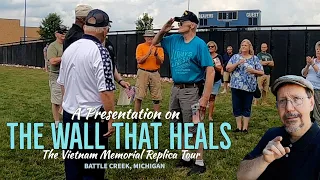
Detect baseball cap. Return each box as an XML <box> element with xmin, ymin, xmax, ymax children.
<box><xmin>174</xmin><ymin>10</ymin><xmax>199</xmax><ymax>24</ymax></box>
<box><xmin>56</xmin><ymin>25</ymin><xmax>68</xmax><ymax>34</ymax></box>
<box><xmin>271</xmin><ymin>75</ymin><xmax>314</xmax><ymax>96</ymax></box>
<box><xmin>85</xmin><ymin>9</ymin><xmax>110</xmax><ymax>27</ymax></box>
<box><xmin>75</xmin><ymin>4</ymin><xmax>93</xmax><ymax>17</ymax></box>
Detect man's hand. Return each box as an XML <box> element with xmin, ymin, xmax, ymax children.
<box><xmin>103</xmin><ymin>120</ymin><xmax>115</xmax><ymax>137</ymax></box>
<box><xmin>262</xmin><ymin>136</ymin><xmax>290</xmax><ymax>164</ymax></box>
<box><xmin>58</xmin><ymin>105</ymin><xmax>63</xmax><ymax>115</ymax></box>
<box><xmin>160</xmin><ymin>18</ymin><xmax>175</xmax><ymax>33</ymax></box>
<box><xmin>120</xmin><ymin>80</ymin><xmax>130</xmax><ymax>89</ymax></box>
<box><xmin>199</xmin><ymin>96</ymin><xmax>209</xmax><ymax>113</ymax></box>
<box><xmin>154</xmin><ymin>47</ymin><xmax>158</xmax><ymax>56</ymax></box>
<box><xmin>148</xmin><ymin>45</ymin><xmax>154</xmax><ymax>56</ymax></box>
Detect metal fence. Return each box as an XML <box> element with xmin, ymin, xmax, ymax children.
<box><xmin>1</xmin><ymin>25</ymin><xmax>320</xmax><ymax>85</ymax></box>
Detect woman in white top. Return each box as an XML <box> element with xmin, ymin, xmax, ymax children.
<box><xmin>302</xmin><ymin>41</ymin><xmax>320</xmax><ymax>125</ymax></box>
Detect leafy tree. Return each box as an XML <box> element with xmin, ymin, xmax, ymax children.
<box><xmin>135</xmin><ymin>13</ymin><xmax>154</xmax><ymax>31</ymax></box>
<box><xmin>38</xmin><ymin>13</ymin><xmax>63</xmax><ymax>40</ymax></box>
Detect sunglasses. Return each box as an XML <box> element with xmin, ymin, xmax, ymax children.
<box><xmin>178</xmin><ymin>20</ymin><xmax>189</xmax><ymax>26</ymax></box>
<box><xmin>208</xmin><ymin>46</ymin><xmax>215</xmax><ymax>48</ymax></box>
<box><xmin>57</xmin><ymin>31</ymin><xmax>67</xmax><ymax>35</ymax></box>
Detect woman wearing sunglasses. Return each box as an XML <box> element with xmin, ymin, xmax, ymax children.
<box><xmin>207</xmin><ymin>41</ymin><xmax>223</xmax><ymax>121</ymax></box>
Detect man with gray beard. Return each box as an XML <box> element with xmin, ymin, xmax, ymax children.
<box><xmin>237</xmin><ymin>75</ymin><xmax>320</xmax><ymax>180</ymax></box>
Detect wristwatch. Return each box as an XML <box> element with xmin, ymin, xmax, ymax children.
<box><xmin>117</xmin><ymin>79</ymin><xmax>123</xmax><ymax>85</ymax></box>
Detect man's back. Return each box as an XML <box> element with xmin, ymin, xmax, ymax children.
<box><xmin>58</xmin><ymin>35</ymin><xmax>115</xmax><ymax>117</ymax></box>
<box><xmin>63</xmin><ymin>24</ymin><xmax>84</xmax><ymax>51</ymax></box>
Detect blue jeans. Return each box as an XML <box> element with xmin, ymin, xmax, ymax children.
<box><xmin>231</xmin><ymin>88</ymin><xmax>254</xmax><ymax>117</ymax></box>
<box><xmin>63</xmin><ymin>109</ymin><xmax>108</xmax><ymax>180</ymax></box>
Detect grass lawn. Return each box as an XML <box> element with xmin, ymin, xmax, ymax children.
<box><xmin>0</xmin><ymin>66</ymin><xmax>283</xmax><ymax>179</ymax></box>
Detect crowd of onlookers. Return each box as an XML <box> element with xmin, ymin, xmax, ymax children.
<box><xmin>40</xmin><ymin>4</ymin><xmax>320</xmax><ymax>178</ymax></box>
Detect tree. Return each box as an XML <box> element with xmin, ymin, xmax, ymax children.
<box><xmin>135</xmin><ymin>13</ymin><xmax>154</xmax><ymax>31</ymax></box>
<box><xmin>38</xmin><ymin>13</ymin><xmax>63</xmax><ymax>40</ymax></box>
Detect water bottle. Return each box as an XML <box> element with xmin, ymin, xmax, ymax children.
<box><xmin>191</xmin><ymin>103</ymin><xmax>200</xmax><ymax>124</ymax></box>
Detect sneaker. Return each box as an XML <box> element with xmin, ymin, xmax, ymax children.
<box><xmin>154</xmin><ymin>118</ymin><xmax>161</xmax><ymax>123</ymax></box>
<box><xmin>176</xmin><ymin>159</ymin><xmax>194</xmax><ymax>168</ymax></box>
<box><xmin>187</xmin><ymin>164</ymin><xmax>206</xmax><ymax>176</ymax></box>
<box><xmin>233</xmin><ymin>128</ymin><xmax>241</xmax><ymax>132</ymax></box>
<box><xmin>242</xmin><ymin>129</ymin><xmax>248</xmax><ymax>133</ymax></box>
<box><xmin>55</xmin><ymin>121</ymin><xmax>59</xmax><ymax>129</ymax></box>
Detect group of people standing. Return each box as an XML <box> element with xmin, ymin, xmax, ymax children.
<box><xmin>41</xmin><ymin>3</ymin><xmax>320</xmax><ymax>179</ymax></box>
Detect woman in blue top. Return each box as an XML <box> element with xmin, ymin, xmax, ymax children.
<box><xmin>226</xmin><ymin>39</ymin><xmax>264</xmax><ymax>133</ymax></box>
<box><xmin>302</xmin><ymin>41</ymin><xmax>320</xmax><ymax>125</ymax></box>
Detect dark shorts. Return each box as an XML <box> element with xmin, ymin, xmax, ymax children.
<box><xmin>231</xmin><ymin>88</ymin><xmax>254</xmax><ymax>117</ymax></box>
<box><xmin>169</xmin><ymin>86</ymin><xmax>200</xmax><ymax>134</ymax></box>
<box><xmin>63</xmin><ymin>108</ymin><xmax>109</xmax><ymax>180</ymax></box>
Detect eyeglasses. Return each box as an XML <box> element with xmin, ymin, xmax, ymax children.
<box><xmin>277</xmin><ymin>96</ymin><xmax>310</xmax><ymax>108</ymax></box>
<box><xmin>208</xmin><ymin>46</ymin><xmax>215</xmax><ymax>48</ymax></box>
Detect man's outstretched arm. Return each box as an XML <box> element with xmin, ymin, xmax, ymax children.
<box><xmin>237</xmin><ymin>156</ymin><xmax>270</xmax><ymax>180</ymax></box>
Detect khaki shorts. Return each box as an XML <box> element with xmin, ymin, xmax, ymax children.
<box><xmin>49</xmin><ymin>73</ymin><xmax>62</xmax><ymax>105</ymax></box>
<box><xmin>223</xmin><ymin>71</ymin><xmax>230</xmax><ymax>82</ymax></box>
<box><xmin>135</xmin><ymin>69</ymin><xmax>162</xmax><ymax>101</ymax></box>
<box><xmin>169</xmin><ymin>86</ymin><xmax>200</xmax><ymax>134</ymax></box>
<box><xmin>258</xmin><ymin>75</ymin><xmax>270</xmax><ymax>92</ymax></box>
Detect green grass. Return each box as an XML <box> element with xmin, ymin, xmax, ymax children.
<box><xmin>0</xmin><ymin>66</ymin><xmax>282</xmax><ymax>179</ymax></box>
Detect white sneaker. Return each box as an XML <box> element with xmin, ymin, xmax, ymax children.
<box><xmin>55</xmin><ymin>121</ymin><xmax>60</xmax><ymax>129</ymax></box>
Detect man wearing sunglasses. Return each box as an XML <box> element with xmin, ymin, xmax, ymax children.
<box><xmin>47</xmin><ymin>25</ymin><xmax>68</xmax><ymax>128</ymax></box>
<box><xmin>237</xmin><ymin>75</ymin><xmax>320</xmax><ymax>180</ymax></box>
<box><xmin>152</xmin><ymin>10</ymin><xmax>215</xmax><ymax>175</ymax></box>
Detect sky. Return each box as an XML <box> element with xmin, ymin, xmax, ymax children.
<box><xmin>0</xmin><ymin>0</ymin><xmax>320</xmax><ymax>31</ymax></box>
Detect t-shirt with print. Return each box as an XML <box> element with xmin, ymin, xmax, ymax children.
<box><xmin>257</xmin><ymin>52</ymin><xmax>273</xmax><ymax>75</ymax></box>
<box><xmin>160</xmin><ymin>34</ymin><xmax>214</xmax><ymax>83</ymax></box>
<box><xmin>47</xmin><ymin>40</ymin><xmax>63</xmax><ymax>74</ymax></box>
<box><xmin>228</xmin><ymin>54</ymin><xmax>263</xmax><ymax>92</ymax></box>
<box><xmin>213</xmin><ymin>54</ymin><xmax>223</xmax><ymax>82</ymax></box>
